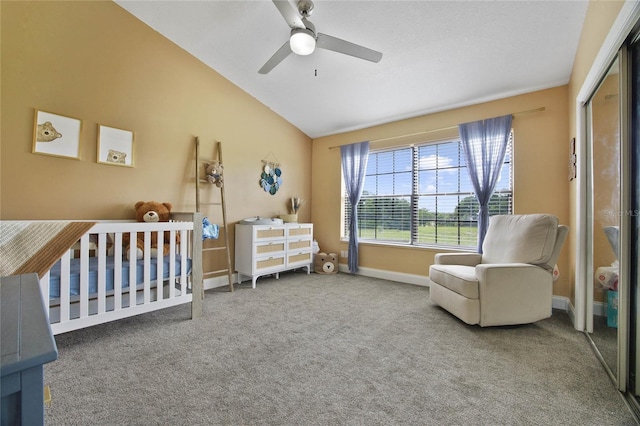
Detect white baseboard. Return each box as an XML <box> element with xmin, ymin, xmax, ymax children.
<box><xmin>203</xmin><ymin>275</ymin><xmax>236</xmax><ymax>290</ymax></box>
<box><xmin>338</xmin><ymin>264</ymin><xmax>428</xmax><ymax>286</ymax></box>
<box><xmin>552</xmin><ymin>295</ymin><xmax>571</xmax><ymax>312</ymax></box>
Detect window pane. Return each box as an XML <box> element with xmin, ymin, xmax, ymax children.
<box><xmin>494</xmin><ymin>164</ymin><xmax>511</xmax><ymax>192</ymax></box>
<box><xmin>358</xmin><ymin>196</ymin><xmax>411</xmax><ymax>242</ymax></box>
<box><xmin>363</xmin><ymin>175</ymin><xmax>378</xmax><ymax>195</ymax></box>
<box><xmin>418</xmin><ymin>170</ymin><xmax>437</xmax><ymax>194</ymax></box>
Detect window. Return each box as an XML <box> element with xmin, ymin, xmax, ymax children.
<box><xmin>343</xmin><ymin>134</ymin><xmax>513</xmax><ymax>248</ymax></box>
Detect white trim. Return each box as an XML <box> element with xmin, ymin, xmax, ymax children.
<box><xmin>203</xmin><ymin>275</ymin><xmax>236</xmax><ymax>290</ymax></box>
<box><xmin>574</xmin><ymin>0</ymin><xmax>640</xmax><ymax>332</ymax></box>
<box><xmin>338</xmin><ymin>263</ymin><xmax>428</xmax><ymax>286</ymax></box>
<box><xmin>567</xmin><ymin>299</ymin><xmax>577</xmax><ymax>325</ymax></box>
<box><xmin>552</xmin><ymin>295</ymin><xmax>571</xmax><ymax>312</ymax></box>
<box><xmin>577</xmin><ymin>1</ymin><xmax>640</xmax><ymax>102</ymax></box>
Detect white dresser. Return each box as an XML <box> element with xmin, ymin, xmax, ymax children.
<box><xmin>235</xmin><ymin>223</ymin><xmax>313</xmax><ymax>288</ymax></box>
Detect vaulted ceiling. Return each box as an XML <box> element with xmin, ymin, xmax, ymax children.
<box><xmin>115</xmin><ymin>0</ymin><xmax>589</xmax><ymax>138</ymax></box>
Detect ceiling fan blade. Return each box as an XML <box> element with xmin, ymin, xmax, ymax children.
<box><xmin>316</xmin><ymin>33</ymin><xmax>383</xmax><ymax>63</ymax></box>
<box><xmin>259</xmin><ymin>41</ymin><xmax>293</xmax><ymax>74</ymax></box>
<box><xmin>272</xmin><ymin>0</ymin><xmax>305</xmax><ymax>29</ymax></box>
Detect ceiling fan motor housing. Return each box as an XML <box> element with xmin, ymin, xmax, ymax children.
<box><xmin>297</xmin><ymin>0</ymin><xmax>314</xmax><ymax>17</ymax></box>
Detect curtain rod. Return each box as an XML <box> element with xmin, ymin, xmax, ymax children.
<box><xmin>328</xmin><ymin>106</ymin><xmax>545</xmax><ymax>149</ymax></box>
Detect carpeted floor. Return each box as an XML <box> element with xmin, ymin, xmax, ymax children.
<box><xmin>45</xmin><ymin>272</ymin><xmax>637</xmax><ymax>425</ymax></box>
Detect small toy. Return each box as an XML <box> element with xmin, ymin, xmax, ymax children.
<box><xmin>124</xmin><ymin>201</ymin><xmax>177</xmax><ymax>260</ymax></box>
<box><xmin>204</xmin><ymin>162</ymin><xmax>224</xmax><ymax>187</ymax></box>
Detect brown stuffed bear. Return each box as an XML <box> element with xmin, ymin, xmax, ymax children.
<box><xmin>124</xmin><ymin>201</ymin><xmax>177</xmax><ymax>260</ymax></box>
<box><xmin>204</xmin><ymin>161</ymin><xmax>223</xmax><ymax>187</ymax></box>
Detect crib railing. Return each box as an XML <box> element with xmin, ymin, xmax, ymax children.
<box><xmin>40</xmin><ymin>220</ymin><xmax>196</xmax><ymax>335</ymax></box>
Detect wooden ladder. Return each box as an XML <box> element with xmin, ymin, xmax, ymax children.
<box><xmin>195</xmin><ymin>137</ymin><xmax>233</xmax><ymax>292</ymax></box>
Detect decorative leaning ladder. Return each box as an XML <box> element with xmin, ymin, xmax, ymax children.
<box><xmin>195</xmin><ymin>137</ymin><xmax>233</xmax><ymax>292</ymax></box>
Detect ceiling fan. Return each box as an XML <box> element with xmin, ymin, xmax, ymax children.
<box><xmin>259</xmin><ymin>0</ymin><xmax>383</xmax><ymax>74</ymax></box>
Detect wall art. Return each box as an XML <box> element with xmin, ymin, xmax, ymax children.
<box><xmin>97</xmin><ymin>125</ymin><xmax>134</xmax><ymax>167</ymax></box>
<box><xmin>569</xmin><ymin>137</ymin><xmax>576</xmax><ymax>181</ymax></box>
<box><xmin>32</xmin><ymin>109</ymin><xmax>82</xmax><ymax>160</ymax></box>
<box><xmin>260</xmin><ymin>161</ymin><xmax>282</xmax><ymax>195</ymax></box>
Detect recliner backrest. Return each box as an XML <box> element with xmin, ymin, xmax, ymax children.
<box><xmin>481</xmin><ymin>214</ymin><xmax>561</xmax><ymax>269</ymax></box>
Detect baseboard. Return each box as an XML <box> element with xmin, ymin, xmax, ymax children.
<box><xmin>337</xmin><ymin>264</ymin><xmax>429</xmax><ymax>286</ymax></box>
<box><xmin>552</xmin><ymin>295</ymin><xmax>570</xmax><ymax>312</ymax></box>
<box><xmin>593</xmin><ymin>300</ymin><xmax>607</xmax><ymax>317</ymax></box>
<box><xmin>203</xmin><ymin>275</ymin><xmax>236</xmax><ymax>290</ymax></box>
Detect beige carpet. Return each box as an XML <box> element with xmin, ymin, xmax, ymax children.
<box><xmin>45</xmin><ymin>271</ymin><xmax>636</xmax><ymax>425</ymax></box>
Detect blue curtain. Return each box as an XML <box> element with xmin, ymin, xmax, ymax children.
<box><xmin>341</xmin><ymin>141</ymin><xmax>369</xmax><ymax>273</ymax></box>
<box><xmin>458</xmin><ymin>115</ymin><xmax>512</xmax><ymax>253</ymax></box>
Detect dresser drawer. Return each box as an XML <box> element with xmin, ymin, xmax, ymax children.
<box><xmin>287</xmin><ymin>238</ymin><xmax>312</xmax><ymax>251</ymax></box>
<box><xmin>255</xmin><ymin>255</ymin><xmax>286</xmax><ymax>272</ymax></box>
<box><xmin>286</xmin><ymin>224</ymin><xmax>313</xmax><ymax>239</ymax></box>
<box><xmin>254</xmin><ymin>240</ymin><xmax>286</xmax><ymax>257</ymax></box>
<box><xmin>254</xmin><ymin>226</ymin><xmax>286</xmax><ymax>241</ymax></box>
<box><xmin>287</xmin><ymin>250</ymin><xmax>312</xmax><ymax>268</ymax></box>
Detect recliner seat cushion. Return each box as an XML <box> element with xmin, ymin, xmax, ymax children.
<box><xmin>481</xmin><ymin>214</ymin><xmax>558</xmax><ymax>268</ymax></box>
<box><xmin>429</xmin><ymin>265</ymin><xmax>479</xmax><ymax>299</ymax></box>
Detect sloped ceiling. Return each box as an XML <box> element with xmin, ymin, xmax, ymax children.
<box><xmin>115</xmin><ymin>0</ymin><xmax>588</xmax><ymax>138</ymax></box>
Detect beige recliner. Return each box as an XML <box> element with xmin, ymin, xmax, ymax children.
<box><xmin>429</xmin><ymin>214</ymin><xmax>568</xmax><ymax>327</ymax></box>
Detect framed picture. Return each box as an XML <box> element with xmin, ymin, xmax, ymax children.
<box><xmin>569</xmin><ymin>137</ymin><xmax>577</xmax><ymax>181</ymax></box>
<box><xmin>32</xmin><ymin>110</ymin><xmax>82</xmax><ymax>160</ymax></box>
<box><xmin>97</xmin><ymin>125</ymin><xmax>134</xmax><ymax>167</ymax></box>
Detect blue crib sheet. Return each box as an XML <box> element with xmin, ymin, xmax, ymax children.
<box><xmin>48</xmin><ymin>255</ymin><xmax>192</xmax><ymax>299</ymax></box>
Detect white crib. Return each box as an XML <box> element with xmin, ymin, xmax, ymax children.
<box><xmin>4</xmin><ymin>212</ymin><xmax>203</xmax><ymax>335</ymax></box>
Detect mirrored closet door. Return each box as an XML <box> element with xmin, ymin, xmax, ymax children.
<box><xmin>585</xmin><ymin>25</ymin><xmax>640</xmax><ymax>417</ymax></box>
<box><xmin>586</xmin><ymin>55</ymin><xmax>621</xmax><ymax>381</ymax></box>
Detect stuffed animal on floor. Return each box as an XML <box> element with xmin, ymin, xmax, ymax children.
<box><xmin>123</xmin><ymin>201</ymin><xmax>178</xmax><ymax>260</ymax></box>
<box><xmin>314</xmin><ymin>252</ymin><xmax>339</xmax><ymax>274</ymax></box>
<box><xmin>204</xmin><ymin>162</ymin><xmax>224</xmax><ymax>187</ymax></box>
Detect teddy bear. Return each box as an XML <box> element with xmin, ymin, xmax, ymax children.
<box><xmin>36</xmin><ymin>121</ymin><xmax>62</xmax><ymax>142</ymax></box>
<box><xmin>204</xmin><ymin>162</ymin><xmax>223</xmax><ymax>187</ymax></box>
<box><xmin>123</xmin><ymin>201</ymin><xmax>177</xmax><ymax>260</ymax></box>
<box><xmin>314</xmin><ymin>252</ymin><xmax>339</xmax><ymax>274</ymax></box>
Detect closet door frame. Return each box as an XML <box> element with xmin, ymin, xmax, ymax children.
<box><xmin>576</xmin><ymin>0</ymin><xmax>640</xmax><ymax>391</ymax></box>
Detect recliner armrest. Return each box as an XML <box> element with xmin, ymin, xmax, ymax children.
<box><xmin>475</xmin><ymin>263</ymin><xmax>553</xmax><ymax>326</ymax></box>
<box><xmin>434</xmin><ymin>252</ymin><xmax>482</xmax><ymax>266</ymax></box>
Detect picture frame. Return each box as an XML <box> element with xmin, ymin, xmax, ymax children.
<box><xmin>32</xmin><ymin>109</ymin><xmax>82</xmax><ymax>160</ymax></box>
<box><xmin>97</xmin><ymin>124</ymin><xmax>134</xmax><ymax>167</ymax></box>
<box><xmin>569</xmin><ymin>137</ymin><xmax>577</xmax><ymax>181</ymax></box>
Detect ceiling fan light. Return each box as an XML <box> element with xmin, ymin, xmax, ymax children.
<box><xmin>290</xmin><ymin>28</ymin><xmax>316</xmax><ymax>55</ymax></box>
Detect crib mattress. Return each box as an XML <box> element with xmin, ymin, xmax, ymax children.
<box><xmin>48</xmin><ymin>255</ymin><xmax>192</xmax><ymax>299</ymax></box>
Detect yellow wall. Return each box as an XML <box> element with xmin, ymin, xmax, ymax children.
<box><xmin>311</xmin><ymin>86</ymin><xmax>572</xmax><ymax>296</ymax></box>
<box><xmin>1</xmin><ymin>1</ymin><xmax>312</xmax><ymax>227</ymax></box>
<box><xmin>566</xmin><ymin>0</ymin><xmax>625</xmax><ymax>304</ymax></box>
<box><xmin>1</xmin><ymin>1</ymin><xmax>312</xmax><ymax>276</ymax></box>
